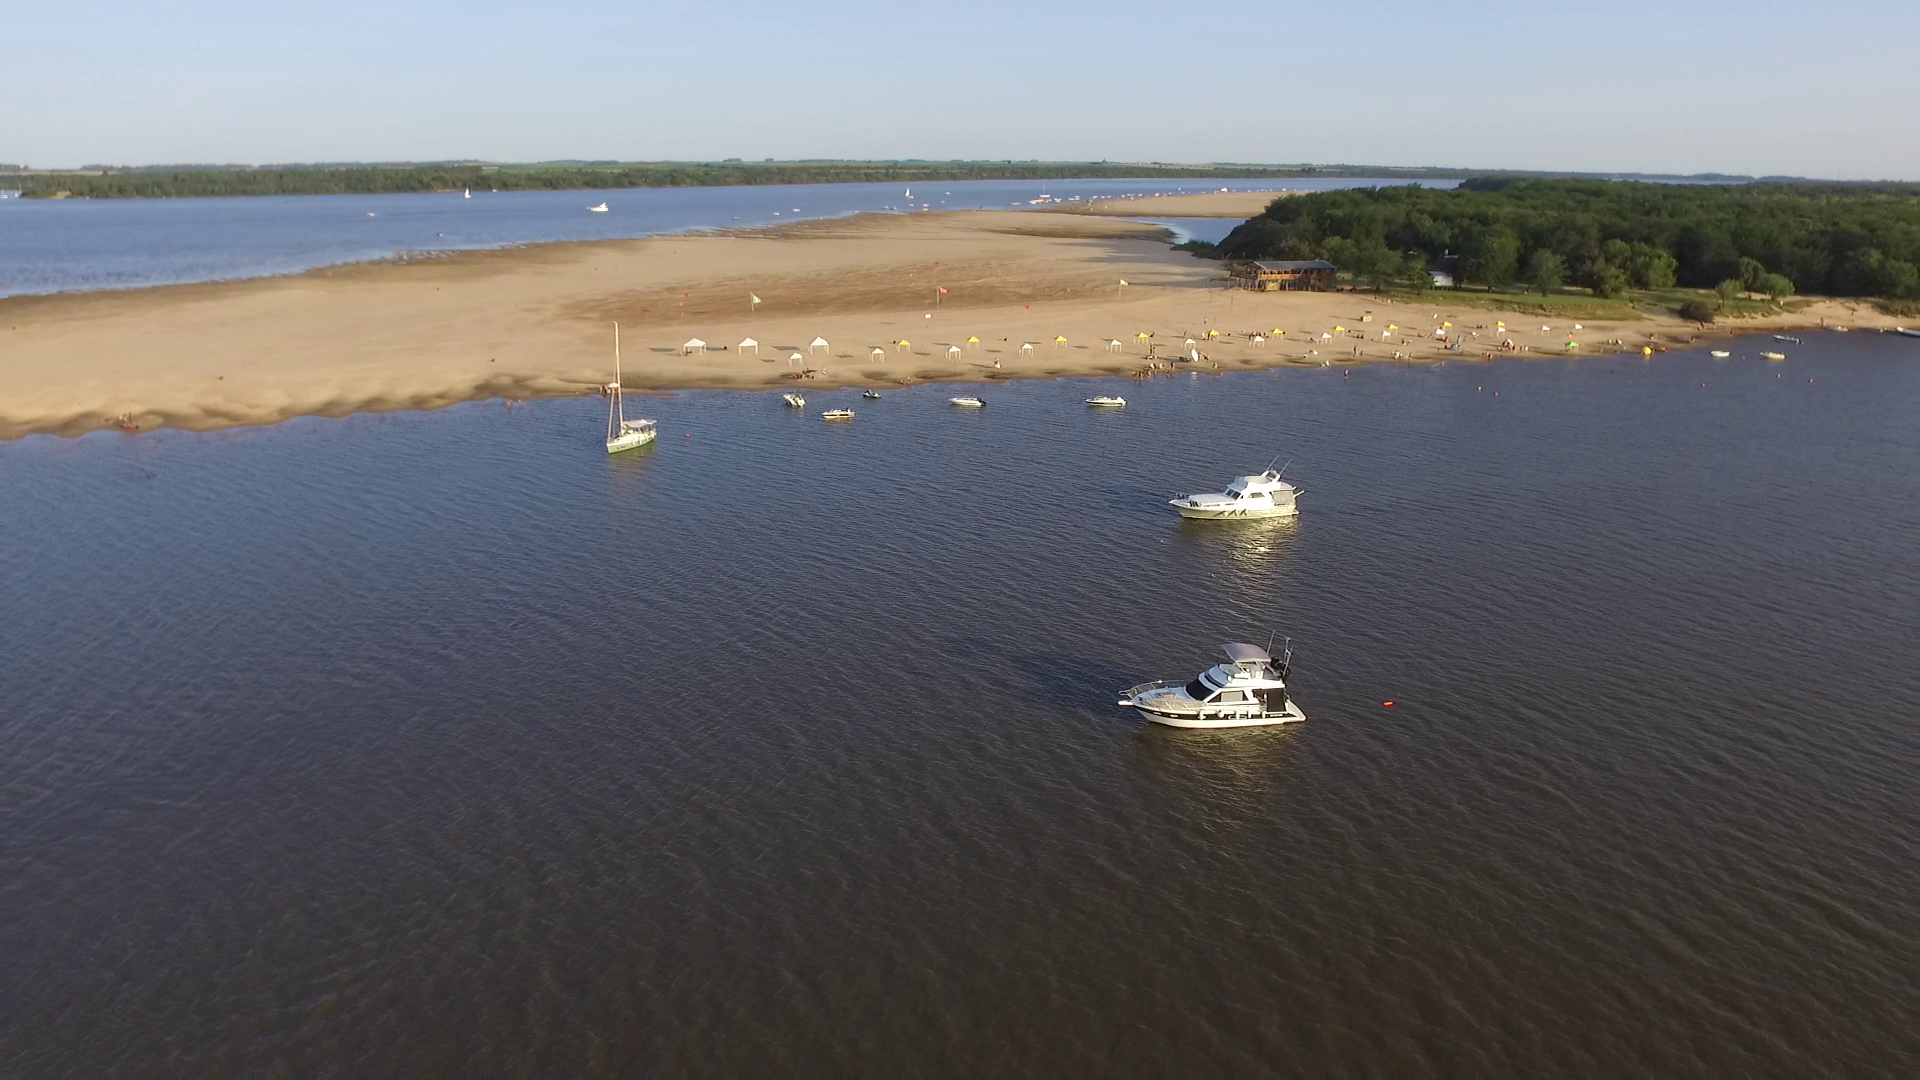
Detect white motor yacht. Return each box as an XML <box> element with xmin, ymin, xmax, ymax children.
<box><xmin>783</xmin><ymin>392</ymin><xmax>806</xmax><ymax>408</ymax></box>
<box><xmin>1085</xmin><ymin>396</ymin><xmax>1127</xmax><ymax>407</ymax></box>
<box><xmin>1119</xmin><ymin>642</ymin><xmax>1306</xmax><ymax>728</ymax></box>
<box><xmin>1169</xmin><ymin>469</ymin><xmax>1300</xmax><ymax>520</ymax></box>
<box><xmin>822</xmin><ymin>409</ymin><xmax>854</xmax><ymax>421</ymax></box>
<box><xmin>604</xmin><ymin>323</ymin><xmax>657</xmax><ymax>454</ymax></box>
<box><xmin>588</xmin><ymin>202</ymin><xmax>609</xmax><ymax>213</ymax></box>
<box><xmin>949</xmin><ymin>396</ymin><xmax>985</xmax><ymax>408</ymax></box>
<box><xmin>1710</xmin><ymin>350</ymin><xmax>1731</xmax><ymax>358</ymax></box>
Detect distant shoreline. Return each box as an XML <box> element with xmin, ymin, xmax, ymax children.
<box><xmin>1</xmin><ymin>198</ymin><xmax>1902</xmax><ymax>441</ymax></box>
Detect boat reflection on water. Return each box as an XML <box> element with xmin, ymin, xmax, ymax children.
<box><xmin>1131</xmin><ymin>721</ymin><xmax>1304</xmax><ymax>815</ymax></box>
<box><xmin>1171</xmin><ymin>513</ymin><xmax>1301</xmax><ymax>576</ymax></box>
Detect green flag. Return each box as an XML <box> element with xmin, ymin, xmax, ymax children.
<box><xmin>750</xmin><ymin>294</ymin><xmax>761</xmax><ymax>306</ymax></box>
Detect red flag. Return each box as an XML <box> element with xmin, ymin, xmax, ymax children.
<box><xmin>938</xmin><ymin>286</ymin><xmax>948</xmax><ymax>295</ymax></box>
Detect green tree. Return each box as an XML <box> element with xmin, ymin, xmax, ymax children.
<box><xmin>1525</xmin><ymin>250</ymin><xmax>1567</xmax><ymax>296</ymax></box>
<box><xmin>1405</xmin><ymin>252</ymin><xmax>1432</xmax><ymax>292</ymax></box>
<box><xmin>1678</xmin><ymin>298</ymin><xmax>1715</xmax><ymax>323</ymax></box>
<box><xmin>1592</xmin><ymin>263</ymin><xmax>1631</xmax><ymax>299</ymax></box>
<box><xmin>1630</xmin><ymin>245</ymin><xmax>1678</xmax><ymax>289</ymax></box>
<box><xmin>1462</xmin><ymin>226</ymin><xmax>1520</xmax><ymax>290</ymax></box>
<box><xmin>1757</xmin><ymin>272</ymin><xmax>1795</xmax><ymax>301</ymax></box>
<box><xmin>1739</xmin><ymin>257</ymin><xmax>1768</xmax><ymax>290</ymax></box>
<box><xmin>1714</xmin><ymin>279</ymin><xmax>1744</xmax><ymax>306</ymax></box>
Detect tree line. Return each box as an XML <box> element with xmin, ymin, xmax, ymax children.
<box><xmin>1214</xmin><ymin>178</ymin><xmax>1920</xmax><ymax>301</ymax></box>
<box><xmin>7</xmin><ymin>161</ymin><xmax>1463</xmax><ymax>200</ymax></box>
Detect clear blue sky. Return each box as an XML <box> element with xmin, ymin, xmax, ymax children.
<box><xmin>9</xmin><ymin>0</ymin><xmax>1917</xmax><ymax>179</ymax></box>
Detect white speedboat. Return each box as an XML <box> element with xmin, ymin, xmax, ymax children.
<box><xmin>783</xmin><ymin>392</ymin><xmax>806</xmax><ymax>408</ymax></box>
<box><xmin>604</xmin><ymin>323</ymin><xmax>657</xmax><ymax>454</ymax></box>
<box><xmin>863</xmin><ymin>390</ymin><xmax>881</xmax><ymax>400</ymax></box>
<box><xmin>1895</xmin><ymin>327</ymin><xmax>1920</xmax><ymax>338</ymax></box>
<box><xmin>822</xmin><ymin>409</ymin><xmax>854</xmax><ymax>421</ymax></box>
<box><xmin>1169</xmin><ymin>469</ymin><xmax>1300</xmax><ymax>520</ymax></box>
<box><xmin>949</xmin><ymin>396</ymin><xmax>985</xmax><ymax>408</ymax></box>
<box><xmin>1773</xmin><ymin>334</ymin><xmax>1801</xmax><ymax>344</ymax></box>
<box><xmin>1710</xmin><ymin>350</ymin><xmax>1731</xmax><ymax>358</ymax></box>
<box><xmin>1761</xmin><ymin>351</ymin><xmax>1787</xmax><ymax>361</ymax></box>
<box><xmin>1119</xmin><ymin>642</ymin><xmax>1306</xmax><ymax>728</ymax></box>
<box><xmin>588</xmin><ymin>202</ymin><xmax>609</xmax><ymax>213</ymax></box>
<box><xmin>1085</xmin><ymin>396</ymin><xmax>1127</xmax><ymax>408</ymax></box>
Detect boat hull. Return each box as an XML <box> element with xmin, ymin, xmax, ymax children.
<box><xmin>1170</xmin><ymin>502</ymin><xmax>1298</xmax><ymax>520</ymax></box>
<box><xmin>1130</xmin><ymin>702</ymin><xmax>1307</xmax><ymax>728</ymax></box>
<box><xmin>606</xmin><ymin>430</ymin><xmax>656</xmax><ymax>454</ymax></box>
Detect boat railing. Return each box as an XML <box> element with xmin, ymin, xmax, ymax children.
<box><xmin>1123</xmin><ymin>680</ymin><xmax>1205</xmax><ymax>712</ymax></box>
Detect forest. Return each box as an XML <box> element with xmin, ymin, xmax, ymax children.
<box><xmin>1214</xmin><ymin>179</ymin><xmax>1920</xmax><ymax>302</ymax></box>
<box><xmin>5</xmin><ymin>160</ymin><xmax>1455</xmax><ymax>200</ymax></box>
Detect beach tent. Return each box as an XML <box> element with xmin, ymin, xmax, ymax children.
<box><xmin>1135</xmin><ymin>331</ymin><xmax>1150</xmax><ymax>340</ymax></box>
<box><xmin>1053</xmin><ymin>335</ymin><xmax>1067</xmax><ymax>347</ymax></box>
<box><xmin>948</xmin><ymin>345</ymin><xmax>962</xmax><ymax>357</ymax></box>
<box><xmin>871</xmin><ymin>347</ymin><xmax>885</xmax><ymax>358</ymax></box>
<box><xmin>1106</xmin><ymin>340</ymin><xmax>1122</xmax><ymax>352</ymax></box>
<box><xmin>1251</xmin><ymin>335</ymin><xmax>1265</xmax><ymax>346</ymax></box>
<box><xmin>1206</xmin><ymin>329</ymin><xmax>1219</xmax><ymax>339</ymax></box>
<box><xmin>896</xmin><ymin>339</ymin><xmax>911</xmax><ymax>350</ymax></box>
<box><xmin>966</xmin><ymin>336</ymin><xmax>980</xmax><ymax>348</ymax></box>
<box><xmin>1020</xmin><ymin>343</ymin><xmax>1035</xmax><ymax>354</ymax></box>
<box><xmin>788</xmin><ymin>351</ymin><xmax>804</xmax><ymax>364</ymax></box>
<box><xmin>810</xmin><ymin>337</ymin><xmax>829</xmax><ymax>354</ymax></box>
<box><xmin>683</xmin><ymin>338</ymin><xmax>707</xmax><ymax>354</ymax></box>
<box><xmin>739</xmin><ymin>337</ymin><xmax>759</xmax><ymax>355</ymax></box>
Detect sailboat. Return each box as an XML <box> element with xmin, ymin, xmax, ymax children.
<box><xmin>463</xmin><ymin>187</ymin><xmax>471</xmax><ymax>199</ymax></box>
<box><xmin>606</xmin><ymin>323</ymin><xmax>657</xmax><ymax>454</ymax></box>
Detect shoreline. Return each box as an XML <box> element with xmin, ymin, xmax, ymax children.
<box><xmin>2</xmin><ymin>198</ymin><xmax>1905</xmax><ymax>441</ymax></box>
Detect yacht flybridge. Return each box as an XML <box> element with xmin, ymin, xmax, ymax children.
<box><xmin>604</xmin><ymin>323</ymin><xmax>657</xmax><ymax>454</ymax></box>
<box><xmin>1169</xmin><ymin>469</ymin><xmax>1300</xmax><ymax>520</ymax></box>
<box><xmin>1119</xmin><ymin>642</ymin><xmax>1306</xmax><ymax>728</ymax></box>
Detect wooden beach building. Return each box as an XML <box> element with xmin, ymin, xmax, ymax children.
<box><xmin>1231</xmin><ymin>260</ymin><xmax>1337</xmax><ymax>292</ymax></box>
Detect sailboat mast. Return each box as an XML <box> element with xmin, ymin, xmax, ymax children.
<box><xmin>610</xmin><ymin>321</ymin><xmax>624</xmax><ymax>436</ymax></box>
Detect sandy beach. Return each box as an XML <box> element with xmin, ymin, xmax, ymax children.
<box><xmin>0</xmin><ymin>196</ymin><xmax>1900</xmax><ymax>439</ymax></box>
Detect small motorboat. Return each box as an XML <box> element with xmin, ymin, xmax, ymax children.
<box><xmin>1761</xmin><ymin>351</ymin><xmax>1787</xmax><ymax>361</ymax></box>
<box><xmin>949</xmin><ymin>396</ymin><xmax>985</xmax><ymax>408</ymax></box>
<box><xmin>1895</xmin><ymin>327</ymin><xmax>1920</xmax><ymax>338</ymax></box>
<box><xmin>783</xmin><ymin>393</ymin><xmax>806</xmax><ymax>408</ymax></box>
<box><xmin>1710</xmin><ymin>350</ymin><xmax>1731</xmax><ymax>358</ymax></box>
<box><xmin>863</xmin><ymin>390</ymin><xmax>882</xmax><ymax>400</ymax></box>
<box><xmin>1118</xmin><ymin>641</ymin><xmax>1306</xmax><ymax>729</ymax></box>
<box><xmin>1169</xmin><ymin>468</ymin><xmax>1301</xmax><ymax>520</ymax></box>
<box><xmin>1773</xmin><ymin>334</ymin><xmax>1802</xmax><ymax>344</ymax></box>
<box><xmin>588</xmin><ymin>202</ymin><xmax>609</xmax><ymax>213</ymax></box>
<box><xmin>822</xmin><ymin>409</ymin><xmax>855</xmax><ymax>421</ymax></box>
<box><xmin>1085</xmin><ymin>396</ymin><xmax>1127</xmax><ymax>408</ymax></box>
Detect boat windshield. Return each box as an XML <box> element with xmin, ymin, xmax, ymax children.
<box><xmin>1183</xmin><ymin>677</ymin><xmax>1213</xmax><ymax>701</ymax></box>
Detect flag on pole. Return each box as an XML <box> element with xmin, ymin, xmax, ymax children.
<box><xmin>1119</xmin><ymin>279</ymin><xmax>1128</xmax><ymax>286</ymax></box>
<box><xmin>938</xmin><ymin>286</ymin><xmax>948</xmax><ymax>295</ymax></box>
<box><xmin>751</xmin><ymin>294</ymin><xmax>762</xmax><ymax>306</ymax></box>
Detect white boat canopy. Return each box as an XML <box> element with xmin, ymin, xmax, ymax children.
<box><xmin>1222</xmin><ymin>642</ymin><xmax>1272</xmax><ymax>664</ymax></box>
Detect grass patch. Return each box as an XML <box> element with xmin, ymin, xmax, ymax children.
<box><xmin>1379</xmin><ymin>287</ymin><xmax>1639</xmax><ymax>320</ymax></box>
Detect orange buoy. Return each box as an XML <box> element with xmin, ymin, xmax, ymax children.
<box><xmin>1382</xmin><ymin>701</ymin><xmax>1395</xmax><ymax>708</ymax></box>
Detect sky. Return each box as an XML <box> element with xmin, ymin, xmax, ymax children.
<box><xmin>7</xmin><ymin>0</ymin><xmax>1919</xmax><ymax>179</ymax></box>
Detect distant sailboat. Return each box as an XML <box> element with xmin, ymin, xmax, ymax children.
<box><xmin>605</xmin><ymin>323</ymin><xmax>657</xmax><ymax>454</ymax></box>
<box><xmin>463</xmin><ymin>187</ymin><xmax>471</xmax><ymax>199</ymax></box>
<box><xmin>905</xmin><ymin>187</ymin><xmax>912</xmax><ymax>199</ymax></box>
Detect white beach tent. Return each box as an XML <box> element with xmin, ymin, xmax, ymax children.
<box><xmin>948</xmin><ymin>345</ymin><xmax>962</xmax><ymax>357</ymax></box>
<box><xmin>683</xmin><ymin>338</ymin><xmax>707</xmax><ymax>354</ymax></box>
<box><xmin>1020</xmin><ymin>342</ymin><xmax>1035</xmax><ymax>355</ymax></box>
<box><xmin>739</xmin><ymin>337</ymin><xmax>759</xmax><ymax>355</ymax></box>
<box><xmin>788</xmin><ymin>351</ymin><xmax>804</xmax><ymax>364</ymax></box>
<box><xmin>810</xmin><ymin>337</ymin><xmax>830</xmax><ymax>354</ymax></box>
<box><xmin>871</xmin><ymin>347</ymin><xmax>885</xmax><ymax>358</ymax></box>
<box><xmin>1106</xmin><ymin>340</ymin><xmax>1122</xmax><ymax>352</ymax></box>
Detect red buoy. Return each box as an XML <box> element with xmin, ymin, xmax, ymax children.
<box><xmin>1382</xmin><ymin>701</ymin><xmax>1395</xmax><ymax>708</ymax></box>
